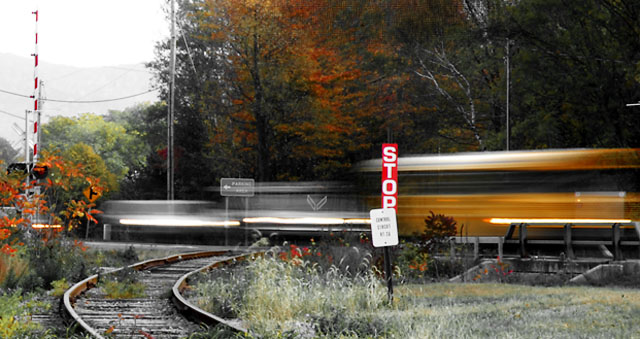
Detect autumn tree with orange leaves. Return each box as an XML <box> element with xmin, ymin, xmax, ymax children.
<box><xmin>149</xmin><ymin>0</ymin><xmax>389</xmax><ymax>188</ymax></box>
<box><xmin>148</xmin><ymin>0</ymin><xmax>640</xmax><ymax>198</ymax></box>
<box><xmin>196</xmin><ymin>0</ymin><xmax>379</xmax><ymax>181</ymax></box>
<box><xmin>1</xmin><ymin>153</ymin><xmax>105</xmax><ymax>258</ymax></box>
<box><xmin>148</xmin><ymin>0</ymin><xmax>509</xmax><ymax>195</ymax></box>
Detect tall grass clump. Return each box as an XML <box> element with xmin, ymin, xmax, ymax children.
<box><xmin>0</xmin><ymin>290</ymin><xmax>43</xmax><ymax>338</ymax></box>
<box><xmin>99</xmin><ymin>267</ymin><xmax>146</xmax><ymax>299</ymax></box>
<box><xmin>0</xmin><ymin>229</ymin><xmax>93</xmax><ymax>292</ymax></box>
<box><xmin>194</xmin><ymin>241</ymin><xmax>390</xmax><ymax>337</ymax></box>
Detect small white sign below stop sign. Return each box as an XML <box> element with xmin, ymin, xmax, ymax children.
<box><xmin>370</xmin><ymin>208</ymin><xmax>399</xmax><ymax>247</ymax></box>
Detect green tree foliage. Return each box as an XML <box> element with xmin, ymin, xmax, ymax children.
<box><xmin>148</xmin><ymin>0</ymin><xmax>228</xmax><ymax>197</ymax></box>
<box><xmin>42</xmin><ymin>113</ymin><xmax>147</xmax><ymax>181</ymax></box>
<box><xmin>502</xmin><ymin>0</ymin><xmax>640</xmax><ymax>148</ymax></box>
<box><xmin>380</xmin><ymin>0</ymin><xmax>491</xmax><ymax>152</ymax></box>
<box><xmin>105</xmin><ymin>103</ymin><xmax>168</xmax><ymax>199</ymax></box>
<box><xmin>54</xmin><ymin>143</ymin><xmax>117</xmax><ymax>199</ymax></box>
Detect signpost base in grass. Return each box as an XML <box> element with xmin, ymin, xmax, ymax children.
<box><xmin>370</xmin><ymin>208</ymin><xmax>399</xmax><ymax>303</ymax></box>
<box><xmin>383</xmin><ymin>246</ymin><xmax>393</xmax><ymax>303</ymax></box>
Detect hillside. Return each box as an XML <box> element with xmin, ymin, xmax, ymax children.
<box><xmin>0</xmin><ymin>52</ymin><xmax>160</xmax><ymax>149</ymax></box>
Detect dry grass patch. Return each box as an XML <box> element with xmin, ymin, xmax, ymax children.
<box><xmin>394</xmin><ymin>283</ymin><xmax>640</xmax><ymax>338</ymax></box>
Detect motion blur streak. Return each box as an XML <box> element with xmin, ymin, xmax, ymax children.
<box><xmin>343</xmin><ymin>218</ymin><xmax>372</xmax><ymax>224</ymax></box>
<box><xmin>357</xmin><ymin>148</ymin><xmax>640</xmax><ymax>236</ymax></box>
<box><xmin>32</xmin><ymin>224</ymin><xmax>63</xmax><ymax>229</ymax></box>
<box><xmin>98</xmin><ymin>149</ymin><xmax>638</xmax><ymax>242</ymax></box>
<box><xmin>119</xmin><ymin>218</ymin><xmax>240</xmax><ymax>227</ymax></box>
<box><xmin>243</xmin><ymin>217</ymin><xmax>369</xmax><ymax>225</ymax></box>
<box><xmin>489</xmin><ymin>218</ymin><xmax>632</xmax><ymax>225</ymax></box>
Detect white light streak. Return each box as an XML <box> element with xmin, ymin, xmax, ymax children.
<box><xmin>243</xmin><ymin>217</ymin><xmax>371</xmax><ymax>225</ymax></box>
<box><xmin>489</xmin><ymin>218</ymin><xmax>632</xmax><ymax>225</ymax></box>
<box><xmin>119</xmin><ymin>218</ymin><xmax>240</xmax><ymax>227</ymax></box>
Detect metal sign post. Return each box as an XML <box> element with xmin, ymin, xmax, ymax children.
<box><xmin>220</xmin><ymin>178</ymin><xmax>255</xmax><ymax>246</ymax></box>
<box><xmin>376</xmin><ymin>143</ymin><xmax>398</xmax><ymax>303</ymax></box>
<box><xmin>370</xmin><ymin>208</ymin><xmax>398</xmax><ymax>303</ymax></box>
<box><xmin>244</xmin><ymin>197</ymin><xmax>250</xmax><ymax>245</ymax></box>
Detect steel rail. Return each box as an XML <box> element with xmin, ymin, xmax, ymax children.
<box><xmin>62</xmin><ymin>250</ymin><xmax>230</xmax><ymax>338</ymax></box>
<box><xmin>172</xmin><ymin>251</ymin><xmax>264</xmax><ymax>334</ymax></box>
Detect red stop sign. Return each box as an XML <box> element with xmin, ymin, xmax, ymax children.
<box><xmin>381</xmin><ymin>144</ymin><xmax>398</xmax><ymax>210</ymax></box>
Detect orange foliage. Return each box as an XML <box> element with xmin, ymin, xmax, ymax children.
<box><xmin>193</xmin><ymin>0</ymin><xmax>425</xmax><ymax>179</ymax></box>
<box><xmin>0</xmin><ymin>153</ymin><xmax>106</xmax><ymax>257</ymax></box>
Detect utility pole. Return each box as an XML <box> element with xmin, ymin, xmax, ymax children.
<box><xmin>168</xmin><ymin>0</ymin><xmax>176</xmax><ymax>200</ymax></box>
<box><xmin>506</xmin><ymin>38</ymin><xmax>510</xmax><ymax>151</ymax></box>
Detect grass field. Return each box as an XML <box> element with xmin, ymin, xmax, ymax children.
<box><xmin>193</xmin><ymin>255</ymin><xmax>640</xmax><ymax>338</ymax></box>
<box><xmin>392</xmin><ymin>283</ymin><xmax>640</xmax><ymax>338</ymax></box>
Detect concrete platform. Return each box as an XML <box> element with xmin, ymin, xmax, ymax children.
<box><xmin>449</xmin><ymin>257</ymin><xmax>628</xmax><ymax>284</ymax></box>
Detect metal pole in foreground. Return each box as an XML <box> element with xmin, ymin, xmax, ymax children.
<box><xmin>244</xmin><ymin>197</ymin><xmax>249</xmax><ymax>246</ymax></box>
<box><xmin>381</xmin><ymin>143</ymin><xmax>398</xmax><ymax>303</ymax></box>
<box><xmin>167</xmin><ymin>0</ymin><xmax>176</xmax><ymax>200</ymax></box>
<box><xmin>225</xmin><ymin>197</ymin><xmax>229</xmax><ymax>246</ymax></box>
<box><xmin>383</xmin><ymin>246</ymin><xmax>393</xmax><ymax>302</ymax></box>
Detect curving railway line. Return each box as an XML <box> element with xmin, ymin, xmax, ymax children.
<box><xmin>61</xmin><ymin>250</ymin><xmax>256</xmax><ymax>338</ymax></box>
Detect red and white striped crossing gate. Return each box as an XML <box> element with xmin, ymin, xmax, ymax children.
<box><xmin>31</xmin><ymin>9</ymin><xmax>40</xmax><ymax>164</ymax></box>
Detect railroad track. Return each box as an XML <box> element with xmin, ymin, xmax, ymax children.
<box><xmin>63</xmin><ymin>250</ymin><xmax>254</xmax><ymax>338</ymax></box>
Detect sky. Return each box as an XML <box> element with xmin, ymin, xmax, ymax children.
<box><xmin>0</xmin><ymin>0</ymin><xmax>169</xmax><ymax>67</ymax></box>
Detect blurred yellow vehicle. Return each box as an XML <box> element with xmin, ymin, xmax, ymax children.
<box><xmin>356</xmin><ymin>148</ymin><xmax>640</xmax><ymax>238</ymax></box>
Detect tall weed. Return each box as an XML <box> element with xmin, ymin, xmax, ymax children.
<box><xmin>0</xmin><ymin>290</ymin><xmax>42</xmax><ymax>338</ymax></box>
<box><xmin>0</xmin><ymin>252</ymin><xmax>29</xmax><ymax>289</ymax></box>
<box><xmin>99</xmin><ymin>267</ymin><xmax>146</xmax><ymax>299</ymax></box>
<box><xmin>195</xmin><ymin>246</ymin><xmax>388</xmax><ymax>337</ymax></box>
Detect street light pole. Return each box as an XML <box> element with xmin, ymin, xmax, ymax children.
<box><xmin>167</xmin><ymin>0</ymin><xmax>176</xmax><ymax>200</ymax></box>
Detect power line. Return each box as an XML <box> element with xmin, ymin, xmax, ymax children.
<box><xmin>0</xmin><ymin>87</ymin><xmax>159</xmax><ymax>103</ymax></box>
<box><xmin>105</xmin><ymin>66</ymin><xmax>158</xmax><ymax>74</ymax></box>
<box><xmin>0</xmin><ymin>108</ymin><xmax>24</xmax><ymax>120</ymax></box>
<box><xmin>0</xmin><ymin>88</ymin><xmax>31</xmax><ymax>98</ymax></box>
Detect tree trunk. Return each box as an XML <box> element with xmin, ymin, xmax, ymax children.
<box><xmin>252</xmin><ymin>32</ymin><xmax>269</xmax><ymax>182</ymax></box>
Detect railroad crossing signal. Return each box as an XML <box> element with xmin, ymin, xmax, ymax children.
<box><xmin>7</xmin><ymin>163</ymin><xmax>49</xmax><ymax>180</ymax></box>
<box><xmin>31</xmin><ymin>164</ymin><xmax>49</xmax><ymax>179</ymax></box>
<box><xmin>7</xmin><ymin>163</ymin><xmax>29</xmax><ymax>176</ymax></box>
<box><xmin>83</xmin><ymin>186</ymin><xmax>101</xmax><ymax>202</ymax></box>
